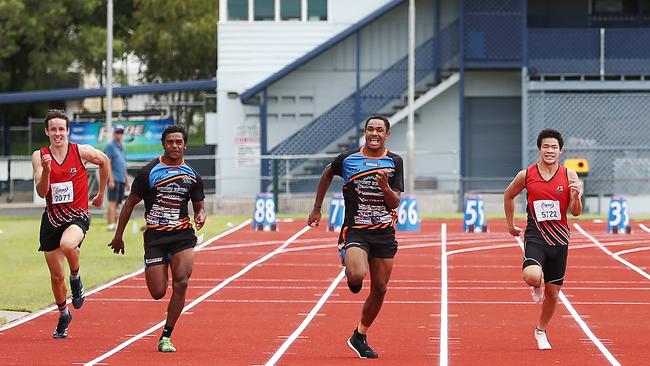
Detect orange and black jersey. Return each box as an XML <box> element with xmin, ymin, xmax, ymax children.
<box><xmin>131</xmin><ymin>157</ymin><xmax>204</xmax><ymax>232</ymax></box>
<box><xmin>524</xmin><ymin>163</ymin><xmax>571</xmax><ymax>246</ymax></box>
<box><xmin>331</xmin><ymin>147</ymin><xmax>404</xmax><ymax>238</ymax></box>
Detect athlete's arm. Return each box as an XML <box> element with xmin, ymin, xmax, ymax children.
<box><xmin>108</xmin><ymin>192</ymin><xmax>142</xmax><ymax>254</ymax></box>
<box><xmin>567</xmin><ymin>169</ymin><xmax>583</xmax><ymax>217</ymax></box>
<box><xmin>79</xmin><ymin>144</ymin><xmax>110</xmax><ymax>207</ymax></box>
<box><xmin>376</xmin><ymin>169</ymin><xmax>400</xmax><ymax>209</ymax></box>
<box><xmin>192</xmin><ymin>200</ymin><xmax>206</xmax><ymax>230</ymax></box>
<box><xmin>504</xmin><ymin>169</ymin><xmax>526</xmax><ymax>236</ymax></box>
<box><xmin>32</xmin><ymin>150</ymin><xmax>51</xmax><ymax>198</ymax></box>
<box><xmin>308</xmin><ymin>163</ymin><xmax>335</xmax><ymax>227</ymax></box>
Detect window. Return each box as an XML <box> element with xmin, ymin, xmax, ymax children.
<box><xmin>228</xmin><ymin>0</ymin><xmax>248</xmax><ymax>20</ymax></box>
<box><xmin>281</xmin><ymin>0</ymin><xmax>301</xmax><ymax>20</ymax></box>
<box><xmin>254</xmin><ymin>0</ymin><xmax>275</xmax><ymax>21</ymax></box>
<box><xmin>308</xmin><ymin>0</ymin><xmax>327</xmax><ymax>21</ymax></box>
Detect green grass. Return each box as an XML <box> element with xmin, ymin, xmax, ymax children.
<box><xmin>0</xmin><ymin>317</ymin><xmax>6</xmax><ymax>325</ymax></box>
<box><xmin>0</xmin><ymin>215</ymin><xmax>246</xmax><ymax>312</ymax></box>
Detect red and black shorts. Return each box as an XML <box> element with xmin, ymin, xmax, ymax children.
<box><xmin>39</xmin><ymin>211</ymin><xmax>90</xmax><ymax>252</ymax></box>
<box><xmin>143</xmin><ymin>228</ymin><xmax>197</xmax><ymax>268</ymax></box>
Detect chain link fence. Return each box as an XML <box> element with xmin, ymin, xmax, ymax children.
<box><xmin>527</xmin><ymin>92</ymin><xmax>650</xmax><ymax>196</ymax></box>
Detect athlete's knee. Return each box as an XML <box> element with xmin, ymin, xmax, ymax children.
<box><xmin>150</xmin><ymin>287</ymin><xmax>166</xmax><ymax>300</ymax></box>
<box><xmin>369</xmin><ymin>282</ymin><xmax>388</xmax><ymax>298</ymax></box>
<box><xmin>50</xmin><ymin>272</ymin><xmax>65</xmax><ymax>285</ymax></box>
<box><xmin>172</xmin><ymin>276</ymin><xmax>190</xmax><ymax>293</ymax></box>
<box><xmin>522</xmin><ymin>270</ymin><xmax>542</xmax><ymax>287</ymax></box>
<box><xmin>346</xmin><ymin>268</ymin><xmax>366</xmax><ymax>285</ymax></box>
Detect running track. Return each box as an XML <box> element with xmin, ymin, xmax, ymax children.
<box><xmin>1</xmin><ymin>219</ymin><xmax>649</xmax><ymax>365</ymax></box>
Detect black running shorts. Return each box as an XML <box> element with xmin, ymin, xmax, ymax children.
<box><xmin>342</xmin><ymin>229</ymin><xmax>398</xmax><ymax>259</ymax></box>
<box><xmin>39</xmin><ymin>212</ymin><xmax>90</xmax><ymax>252</ymax></box>
<box><xmin>522</xmin><ymin>241</ymin><xmax>568</xmax><ymax>286</ymax></box>
<box><xmin>143</xmin><ymin>229</ymin><xmax>197</xmax><ymax>268</ymax></box>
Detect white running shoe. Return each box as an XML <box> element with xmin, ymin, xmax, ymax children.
<box><xmin>530</xmin><ymin>283</ymin><xmax>544</xmax><ymax>304</ymax></box>
<box><xmin>534</xmin><ymin>328</ymin><xmax>552</xmax><ymax>350</ymax></box>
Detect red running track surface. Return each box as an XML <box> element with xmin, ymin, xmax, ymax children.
<box><xmin>1</xmin><ymin>219</ymin><xmax>649</xmax><ymax>365</ymax></box>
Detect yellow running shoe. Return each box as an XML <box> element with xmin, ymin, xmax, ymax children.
<box><xmin>158</xmin><ymin>337</ymin><xmax>176</xmax><ymax>352</ymax></box>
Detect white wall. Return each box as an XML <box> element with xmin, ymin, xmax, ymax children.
<box><xmin>389</xmin><ymin>84</ymin><xmax>461</xmax><ymax>192</ymax></box>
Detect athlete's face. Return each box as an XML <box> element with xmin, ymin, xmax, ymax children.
<box><xmin>364</xmin><ymin>119</ymin><xmax>390</xmax><ymax>151</ymax></box>
<box><xmin>539</xmin><ymin>137</ymin><xmax>561</xmax><ymax>164</ymax></box>
<box><xmin>163</xmin><ymin>132</ymin><xmax>186</xmax><ymax>160</ymax></box>
<box><xmin>44</xmin><ymin>118</ymin><xmax>68</xmax><ymax>147</ymax></box>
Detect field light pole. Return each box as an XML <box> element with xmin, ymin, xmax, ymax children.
<box><xmin>406</xmin><ymin>0</ymin><xmax>415</xmax><ymax>194</ymax></box>
<box><xmin>106</xmin><ymin>0</ymin><xmax>113</xmax><ymax>138</ymax></box>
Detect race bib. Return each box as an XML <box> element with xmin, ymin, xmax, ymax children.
<box><xmin>533</xmin><ymin>200</ymin><xmax>560</xmax><ymax>222</ymax></box>
<box><xmin>51</xmin><ymin>181</ymin><xmax>74</xmax><ymax>204</ymax></box>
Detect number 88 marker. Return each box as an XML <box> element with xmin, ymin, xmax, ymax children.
<box><xmin>253</xmin><ymin>193</ymin><xmax>277</xmax><ymax>231</ymax></box>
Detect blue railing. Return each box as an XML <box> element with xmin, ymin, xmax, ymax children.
<box><xmin>266</xmin><ymin>21</ymin><xmax>459</xmax><ymax>191</ymax></box>
<box><xmin>528</xmin><ymin>28</ymin><xmax>650</xmax><ymax>75</ymax></box>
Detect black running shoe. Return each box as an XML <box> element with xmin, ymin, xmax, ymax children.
<box><xmin>347</xmin><ymin>329</ymin><xmax>378</xmax><ymax>358</ymax></box>
<box><xmin>52</xmin><ymin>311</ymin><xmax>72</xmax><ymax>339</ymax></box>
<box><xmin>70</xmin><ymin>275</ymin><xmax>85</xmax><ymax>309</ymax></box>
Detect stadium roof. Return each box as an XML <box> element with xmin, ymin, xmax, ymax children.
<box><xmin>0</xmin><ymin>79</ymin><xmax>217</xmax><ymax>105</ymax></box>
<box><xmin>239</xmin><ymin>0</ymin><xmax>404</xmax><ymax>103</ymax></box>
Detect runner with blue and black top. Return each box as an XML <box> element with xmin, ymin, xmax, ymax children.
<box><xmin>308</xmin><ymin>115</ymin><xmax>404</xmax><ymax>359</ymax></box>
<box><xmin>109</xmin><ymin>125</ymin><xmax>206</xmax><ymax>353</ymax></box>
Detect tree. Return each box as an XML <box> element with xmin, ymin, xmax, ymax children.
<box><xmin>128</xmin><ymin>0</ymin><xmax>217</xmax><ymax>130</ymax></box>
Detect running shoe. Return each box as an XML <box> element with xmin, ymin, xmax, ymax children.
<box><xmin>70</xmin><ymin>275</ymin><xmax>85</xmax><ymax>309</ymax></box>
<box><xmin>534</xmin><ymin>328</ymin><xmax>552</xmax><ymax>350</ymax></box>
<box><xmin>52</xmin><ymin>311</ymin><xmax>72</xmax><ymax>339</ymax></box>
<box><xmin>347</xmin><ymin>329</ymin><xmax>378</xmax><ymax>358</ymax></box>
<box><xmin>158</xmin><ymin>337</ymin><xmax>177</xmax><ymax>352</ymax></box>
<box><xmin>530</xmin><ymin>282</ymin><xmax>544</xmax><ymax>304</ymax></box>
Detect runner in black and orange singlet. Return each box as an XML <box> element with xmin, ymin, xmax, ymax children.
<box><xmin>31</xmin><ymin>109</ymin><xmax>110</xmax><ymax>339</ymax></box>
<box><xmin>308</xmin><ymin>115</ymin><xmax>404</xmax><ymax>359</ymax></box>
<box><xmin>504</xmin><ymin>128</ymin><xmax>583</xmax><ymax>350</ymax></box>
<box><xmin>109</xmin><ymin>125</ymin><xmax>205</xmax><ymax>353</ymax></box>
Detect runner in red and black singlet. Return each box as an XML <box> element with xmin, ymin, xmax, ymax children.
<box><xmin>524</xmin><ymin>163</ymin><xmax>571</xmax><ymax>247</ymax></box>
<box><xmin>39</xmin><ymin>142</ymin><xmax>90</xmax><ymax>229</ymax></box>
<box><xmin>109</xmin><ymin>125</ymin><xmax>206</xmax><ymax>353</ymax></box>
<box><xmin>308</xmin><ymin>115</ymin><xmax>403</xmax><ymax>359</ymax></box>
<box><xmin>32</xmin><ymin>110</ymin><xmax>110</xmax><ymax>339</ymax></box>
<box><xmin>504</xmin><ymin>128</ymin><xmax>583</xmax><ymax>350</ymax></box>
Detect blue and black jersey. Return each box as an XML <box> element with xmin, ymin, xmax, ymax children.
<box><xmin>131</xmin><ymin>157</ymin><xmax>205</xmax><ymax>235</ymax></box>
<box><xmin>330</xmin><ymin>147</ymin><xmax>404</xmax><ymax>239</ymax></box>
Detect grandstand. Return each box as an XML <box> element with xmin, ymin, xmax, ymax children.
<box><xmin>3</xmin><ymin>0</ymin><xmax>650</xmax><ymax>215</ymax></box>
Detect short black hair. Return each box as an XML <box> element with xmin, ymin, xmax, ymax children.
<box><xmin>364</xmin><ymin>115</ymin><xmax>390</xmax><ymax>131</ymax></box>
<box><xmin>161</xmin><ymin>124</ymin><xmax>188</xmax><ymax>144</ymax></box>
<box><xmin>44</xmin><ymin>109</ymin><xmax>70</xmax><ymax>129</ymax></box>
<box><xmin>537</xmin><ymin>128</ymin><xmax>564</xmax><ymax>149</ymax></box>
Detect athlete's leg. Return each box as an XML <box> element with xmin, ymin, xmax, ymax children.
<box><xmin>107</xmin><ymin>200</ymin><xmax>118</xmax><ymax>227</ymax></box>
<box><xmin>44</xmin><ymin>250</ymin><xmax>68</xmax><ymax>304</ymax></box>
<box><xmin>165</xmin><ymin>247</ymin><xmax>194</xmax><ymax>328</ymax></box>
<box><xmin>522</xmin><ymin>264</ymin><xmax>543</xmax><ymax>287</ymax></box>
<box><xmin>145</xmin><ymin>262</ymin><xmax>169</xmax><ymax>300</ymax></box>
<box><xmin>537</xmin><ymin>283</ymin><xmax>561</xmax><ymax>330</ymax></box>
<box><xmin>59</xmin><ymin>225</ymin><xmax>84</xmax><ymax>271</ymax></box>
<box><xmin>360</xmin><ymin>257</ymin><xmax>394</xmax><ymax>329</ymax></box>
<box><xmin>344</xmin><ymin>247</ymin><xmax>368</xmax><ymax>292</ymax></box>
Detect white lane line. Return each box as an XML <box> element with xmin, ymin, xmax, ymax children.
<box><xmin>575</xmin><ymin>223</ymin><xmax>650</xmax><ymax>281</ymax></box>
<box><xmin>440</xmin><ymin>223</ymin><xmax>448</xmax><ymax>366</ymax></box>
<box><xmin>265</xmin><ymin>269</ymin><xmax>346</xmax><ymax>365</ymax></box>
<box><xmin>639</xmin><ymin>223</ymin><xmax>650</xmax><ymax>234</ymax></box>
<box><xmin>84</xmin><ymin>225</ymin><xmax>311</xmax><ymax>366</ymax></box>
<box><xmin>0</xmin><ymin>220</ymin><xmax>251</xmax><ymax>332</ymax></box>
<box><xmin>515</xmin><ymin>236</ymin><xmax>621</xmax><ymax>366</ymax></box>
<box><xmin>613</xmin><ymin>246</ymin><xmax>650</xmax><ymax>257</ymax></box>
